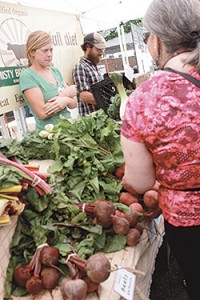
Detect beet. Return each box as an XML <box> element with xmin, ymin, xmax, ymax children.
<box><xmin>119</xmin><ymin>192</ymin><xmax>139</xmax><ymax>206</ymax></box>
<box><xmin>84</xmin><ymin>276</ymin><xmax>99</xmax><ymax>293</ymax></box>
<box><xmin>60</xmin><ymin>278</ymin><xmax>87</xmax><ymax>300</ymax></box>
<box><xmin>112</xmin><ymin>215</ymin><xmax>130</xmax><ymax>235</ymax></box>
<box><xmin>143</xmin><ymin>190</ymin><xmax>158</xmax><ymax>209</ymax></box>
<box><xmin>123</xmin><ymin>208</ymin><xmax>139</xmax><ymax>227</ymax></box>
<box><xmin>135</xmin><ymin>222</ymin><xmax>144</xmax><ymax>235</ymax></box>
<box><xmin>129</xmin><ymin>202</ymin><xmax>144</xmax><ymax>214</ymax></box>
<box><xmin>40</xmin><ymin>245</ymin><xmax>59</xmax><ymax>266</ymax></box>
<box><xmin>25</xmin><ymin>276</ymin><xmax>43</xmax><ymax>295</ymax></box>
<box><xmin>126</xmin><ymin>228</ymin><xmax>141</xmax><ymax>247</ymax></box>
<box><xmin>13</xmin><ymin>265</ymin><xmax>32</xmax><ymax>287</ymax></box>
<box><xmin>94</xmin><ymin>199</ymin><xmax>116</xmax><ymax>228</ymax></box>
<box><xmin>41</xmin><ymin>267</ymin><xmax>59</xmax><ymax>290</ymax></box>
<box><xmin>115</xmin><ymin>164</ymin><xmax>125</xmax><ymax>179</ymax></box>
<box><xmin>85</xmin><ymin>253</ymin><xmax>111</xmax><ymax>283</ymax></box>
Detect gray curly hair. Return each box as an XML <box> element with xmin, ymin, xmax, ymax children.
<box><xmin>142</xmin><ymin>0</ymin><xmax>200</xmax><ymax>71</ymax></box>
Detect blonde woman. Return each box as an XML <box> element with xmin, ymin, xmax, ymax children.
<box><xmin>20</xmin><ymin>30</ymin><xmax>77</xmax><ymax>131</ymax></box>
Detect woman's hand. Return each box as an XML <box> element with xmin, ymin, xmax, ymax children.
<box><xmin>60</xmin><ymin>85</ymin><xmax>77</xmax><ymax>98</ymax></box>
<box><xmin>45</xmin><ymin>96</ymin><xmax>69</xmax><ymax>115</ymax></box>
<box><xmin>45</xmin><ymin>94</ymin><xmax>77</xmax><ymax>116</ymax></box>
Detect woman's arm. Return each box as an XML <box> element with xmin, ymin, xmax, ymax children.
<box><xmin>45</xmin><ymin>95</ymin><xmax>77</xmax><ymax>115</ymax></box>
<box><xmin>24</xmin><ymin>85</ymin><xmax>77</xmax><ymax>118</ymax></box>
<box><xmin>24</xmin><ymin>87</ymin><xmax>49</xmax><ymax>120</ymax></box>
<box><xmin>44</xmin><ymin>82</ymin><xmax>77</xmax><ymax>115</ymax></box>
<box><xmin>120</xmin><ymin>135</ymin><xmax>156</xmax><ymax>194</ymax></box>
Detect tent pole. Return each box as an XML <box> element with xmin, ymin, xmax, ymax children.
<box><xmin>117</xmin><ymin>24</ymin><xmax>128</xmax><ymax>72</ymax></box>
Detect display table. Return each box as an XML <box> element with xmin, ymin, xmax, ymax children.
<box><xmin>0</xmin><ymin>160</ymin><xmax>165</xmax><ymax>300</ymax></box>
<box><xmin>0</xmin><ymin>216</ymin><xmax>164</xmax><ymax>300</ymax></box>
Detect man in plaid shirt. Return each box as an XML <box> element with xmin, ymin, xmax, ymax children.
<box><xmin>72</xmin><ymin>32</ymin><xmax>106</xmax><ymax>116</ymax></box>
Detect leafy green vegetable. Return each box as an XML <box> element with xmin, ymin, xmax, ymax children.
<box><xmin>110</xmin><ymin>73</ymin><xmax>128</xmax><ymax>120</ymax></box>
<box><xmin>3</xmin><ymin>110</ymin><xmax>127</xmax><ymax>299</ymax></box>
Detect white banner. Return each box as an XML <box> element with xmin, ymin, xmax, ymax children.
<box><xmin>0</xmin><ymin>1</ymin><xmax>83</xmax><ymax>113</ymax></box>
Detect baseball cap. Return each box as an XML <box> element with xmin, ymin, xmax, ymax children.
<box><xmin>83</xmin><ymin>32</ymin><xmax>106</xmax><ymax>50</ymax></box>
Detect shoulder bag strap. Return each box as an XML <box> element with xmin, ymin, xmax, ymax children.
<box><xmin>164</xmin><ymin>67</ymin><xmax>200</xmax><ymax>88</ymax></box>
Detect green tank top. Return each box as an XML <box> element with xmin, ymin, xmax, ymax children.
<box><xmin>20</xmin><ymin>67</ymin><xmax>71</xmax><ymax>131</ymax></box>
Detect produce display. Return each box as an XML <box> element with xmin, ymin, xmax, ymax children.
<box><xmin>0</xmin><ymin>110</ymin><xmax>161</xmax><ymax>300</ymax></box>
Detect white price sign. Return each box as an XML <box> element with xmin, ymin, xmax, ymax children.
<box><xmin>114</xmin><ymin>268</ymin><xmax>136</xmax><ymax>300</ymax></box>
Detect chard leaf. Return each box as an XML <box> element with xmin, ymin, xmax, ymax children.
<box><xmin>71</xmin><ymin>212</ymin><xmax>88</xmax><ymax>225</ymax></box>
<box><xmin>48</xmin><ymin>160</ymin><xmax>63</xmax><ymax>172</ymax></box>
<box><xmin>104</xmin><ymin>234</ymin><xmax>127</xmax><ymax>253</ymax></box>
<box><xmin>56</xmin><ymin>243</ymin><xmax>73</xmax><ymax>257</ymax></box>
<box><xmin>80</xmin><ymin>224</ymin><xmax>102</xmax><ymax>235</ymax></box>
<box><xmin>88</xmin><ymin>176</ymin><xmax>99</xmax><ymax>193</ymax></box>
<box><xmin>94</xmin><ymin>230</ymin><xmax>107</xmax><ymax>250</ymax></box>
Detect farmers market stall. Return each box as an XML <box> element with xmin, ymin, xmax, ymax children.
<box><xmin>0</xmin><ymin>215</ymin><xmax>164</xmax><ymax>300</ymax></box>
<box><xmin>0</xmin><ymin>110</ymin><xmax>164</xmax><ymax>300</ymax></box>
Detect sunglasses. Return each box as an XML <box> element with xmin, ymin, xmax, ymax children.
<box><xmin>143</xmin><ymin>32</ymin><xmax>150</xmax><ymax>44</ymax></box>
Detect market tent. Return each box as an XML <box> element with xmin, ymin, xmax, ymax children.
<box><xmin>2</xmin><ymin>0</ymin><xmax>153</xmax><ymax>33</ymax></box>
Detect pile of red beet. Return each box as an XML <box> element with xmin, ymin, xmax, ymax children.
<box><xmin>13</xmin><ymin>243</ymin><xmax>112</xmax><ymax>300</ymax></box>
<box><xmin>115</xmin><ymin>163</ymin><xmax>162</xmax><ymax>220</ymax></box>
<box><xmin>61</xmin><ymin>252</ymin><xmax>111</xmax><ymax>300</ymax></box>
<box><xmin>13</xmin><ymin>244</ymin><xmax>61</xmax><ymax>295</ymax></box>
<box><xmin>76</xmin><ymin>197</ymin><xmax>144</xmax><ymax>248</ymax></box>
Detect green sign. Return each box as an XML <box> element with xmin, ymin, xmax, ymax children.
<box><xmin>0</xmin><ymin>66</ymin><xmax>27</xmax><ymax>87</ymax></box>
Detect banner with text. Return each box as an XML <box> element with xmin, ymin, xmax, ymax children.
<box><xmin>0</xmin><ymin>1</ymin><xmax>83</xmax><ymax>114</ymax></box>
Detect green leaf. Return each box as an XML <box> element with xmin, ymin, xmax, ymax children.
<box><xmin>104</xmin><ymin>234</ymin><xmax>127</xmax><ymax>252</ymax></box>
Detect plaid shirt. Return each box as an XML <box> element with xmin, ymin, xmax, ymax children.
<box><xmin>72</xmin><ymin>56</ymin><xmax>103</xmax><ymax>116</ymax></box>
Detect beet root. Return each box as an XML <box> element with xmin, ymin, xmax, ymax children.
<box><xmin>40</xmin><ymin>245</ymin><xmax>59</xmax><ymax>266</ymax></box>
<box><xmin>25</xmin><ymin>276</ymin><xmax>43</xmax><ymax>295</ymax></box>
<box><xmin>85</xmin><ymin>253</ymin><xmax>111</xmax><ymax>283</ymax></box>
<box><xmin>60</xmin><ymin>278</ymin><xmax>87</xmax><ymax>300</ymax></box>
<box><xmin>84</xmin><ymin>276</ymin><xmax>99</xmax><ymax>293</ymax></box>
<box><xmin>119</xmin><ymin>192</ymin><xmax>139</xmax><ymax>206</ymax></box>
<box><xmin>126</xmin><ymin>228</ymin><xmax>141</xmax><ymax>247</ymax></box>
<box><xmin>115</xmin><ymin>164</ymin><xmax>125</xmax><ymax>179</ymax></box>
<box><xmin>123</xmin><ymin>208</ymin><xmax>139</xmax><ymax>227</ymax></box>
<box><xmin>112</xmin><ymin>215</ymin><xmax>130</xmax><ymax>235</ymax></box>
<box><xmin>135</xmin><ymin>222</ymin><xmax>144</xmax><ymax>235</ymax></box>
<box><xmin>94</xmin><ymin>199</ymin><xmax>116</xmax><ymax>228</ymax></box>
<box><xmin>13</xmin><ymin>265</ymin><xmax>32</xmax><ymax>287</ymax></box>
<box><xmin>143</xmin><ymin>190</ymin><xmax>158</xmax><ymax>209</ymax></box>
<box><xmin>41</xmin><ymin>267</ymin><xmax>59</xmax><ymax>290</ymax></box>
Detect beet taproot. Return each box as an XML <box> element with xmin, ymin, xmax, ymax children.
<box><xmin>94</xmin><ymin>199</ymin><xmax>116</xmax><ymax>228</ymax></box>
<box><xmin>85</xmin><ymin>253</ymin><xmax>111</xmax><ymax>283</ymax></box>
<box><xmin>13</xmin><ymin>265</ymin><xmax>32</xmax><ymax>287</ymax></box>
<box><xmin>143</xmin><ymin>190</ymin><xmax>158</xmax><ymax>209</ymax></box>
<box><xmin>119</xmin><ymin>192</ymin><xmax>139</xmax><ymax>206</ymax></box>
<box><xmin>112</xmin><ymin>215</ymin><xmax>130</xmax><ymax>235</ymax></box>
<box><xmin>41</xmin><ymin>267</ymin><xmax>59</xmax><ymax>290</ymax></box>
<box><xmin>25</xmin><ymin>276</ymin><xmax>43</xmax><ymax>295</ymax></box>
<box><xmin>60</xmin><ymin>278</ymin><xmax>87</xmax><ymax>300</ymax></box>
<box><xmin>126</xmin><ymin>228</ymin><xmax>141</xmax><ymax>247</ymax></box>
<box><xmin>40</xmin><ymin>245</ymin><xmax>59</xmax><ymax>266</ymax></box>
<box><xmin>123</xmin><ymin>208</ymin><xmax>139</xmax><ymax>227</ymax></box>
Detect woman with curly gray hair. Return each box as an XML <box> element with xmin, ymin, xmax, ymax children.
<box><xmin>121</xmin><ymin>0</ymin><xmax>200</xmax><ymax>299</ymax></box>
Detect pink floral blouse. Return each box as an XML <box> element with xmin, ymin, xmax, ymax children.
<box><xmin>121</xmin><ymin>68</ymin><xmax>200</xmax><ymax>227</ymax></box>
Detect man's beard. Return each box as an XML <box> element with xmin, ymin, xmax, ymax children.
<box><xmin>87</xmin><ymin>53</ymin><xmax>100</xmax><ymax>65</ymax></box>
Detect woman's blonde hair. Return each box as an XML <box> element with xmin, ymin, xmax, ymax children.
<box><xmin>26</xmin><ymin>31</ymin><xmax>52</xmax><ymax>66</ymax></box>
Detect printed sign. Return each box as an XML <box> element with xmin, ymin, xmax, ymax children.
<box><xmin>0</xmin><ymin>1</ymin><xmax>83</xmax><ymax>114</ymax></box>
<box><xmin>114</xmin><ymin>267</ymin><xmax>136</xmax><ymax>300</ymax></box>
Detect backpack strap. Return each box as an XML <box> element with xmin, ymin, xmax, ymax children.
<box><xmin>164</xmin><ymin>67</ymin><xmax>200</xmax><ymax>88</ymax></box>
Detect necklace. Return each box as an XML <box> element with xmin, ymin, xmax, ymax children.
<box><xmin>161</xmin><ymin>50</ymin><xmax>192</xmax><ymax>70</ymax></box>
